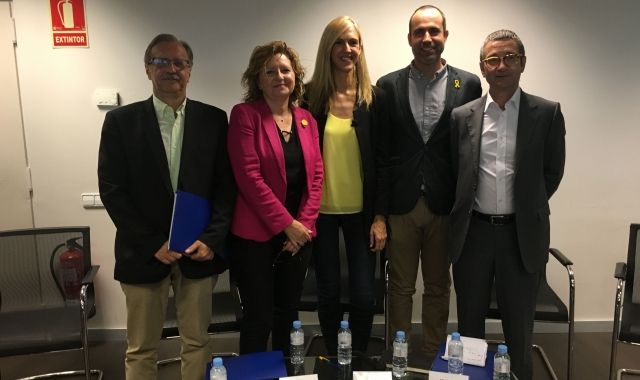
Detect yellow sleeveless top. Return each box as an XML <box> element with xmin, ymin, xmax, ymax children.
<box><xmin>320</xmin><ymin>113</ymin><xmax>363</xmax><ymax>214</ymax></box>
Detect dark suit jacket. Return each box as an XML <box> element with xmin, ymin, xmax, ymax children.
<box><xmin>449</xmin><ymin>91</ymin><xmax>566</xmax><ymax>273</ymax></box>
<box><xmin>305</xmin><ymin>86</ymin><xmax>390</xmax><ymax>231</ymax></box>
<box><xmin>377</xmin><ymin>65</ymin><xmax>482</xmax><ymax>216</ymax></box>
<box><xmin>98</xmin><ymin>97</ymin><xmax>236</xmax><ymax>284</ymax></box>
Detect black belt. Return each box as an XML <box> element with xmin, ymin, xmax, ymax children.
<box><xmin>472</xmin><ymin>210</ymin><xmax>515</xmax><ymax>225</ymax></box>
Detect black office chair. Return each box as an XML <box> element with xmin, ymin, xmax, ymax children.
<box><xmin>299</xmin><ymin>229</ymin><xmax>387</xmax><ymax>355</ymax></box>
<box><xmin>486</xmin><ymin>247</ymin><xmax>575</xmax><ymax>380</ymax></box>
<box><xmin>0</xmin><ymin>227</ymin><xmax>102</xmax><ymax>380</ymax></box>
<box><xmin>158</xmin><ymin>269</ymin><xmax>243</xmax><ymax>366</ymax></box>
<box><xmin>609</xmin><ymin>223</ymin><xmax>640</xmax><ymax>380</ymax></box>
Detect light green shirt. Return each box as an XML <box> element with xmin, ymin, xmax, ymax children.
<box><xmin>153</xmin><ymin>95</ymin><xmax>186</xmax><ymax>192</ymax></box>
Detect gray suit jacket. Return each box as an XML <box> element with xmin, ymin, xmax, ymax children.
<box><xmin>449</xmin><ymin>91</ymin><xmax>566</xmax><ymax>273</ymax></box>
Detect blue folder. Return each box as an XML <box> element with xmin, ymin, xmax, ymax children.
<box><xmin>430</xmin><ymin>344</ymin><xmax>496</xmax><ymax>379</ymax></box>
<box><xmin>168</xmin><ymin>190</ymin><xmax>211</xmax><ymax>253</ymax></box>
<box><xmin>204</xmin><ymin>351</ymin><xmax>288</xmax><ymax>380</ymax></box>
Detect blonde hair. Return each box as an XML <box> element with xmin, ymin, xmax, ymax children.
<box><xmin>241</xmin><ymin>41</ymin><xmax>305</xmax><ymax>105</ymax></box>
<box><xmin>307</xmin><ymin>16</ymin><xmax>373</xmax><ymax>115</ymax></box>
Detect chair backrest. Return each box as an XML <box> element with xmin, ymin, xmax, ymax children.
<box><xmin>0</xmin><ymin>227</ymin><xmax>91</xmax><ymax>356</ymax></box>
<box><xmin>162</xmin><ymin>269</ymin><xmax>242</xmax><ymax>338</ymax></box>
<box><xmin>620</xmin><ymin>223</ymin><xmax>640</xmax><ymax>343</ymax></box>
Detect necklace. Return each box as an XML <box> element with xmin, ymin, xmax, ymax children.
<box><xmin>274</xmin><ymin>112</ymin><xmax>292</xmax><ymax>141</ymax></box>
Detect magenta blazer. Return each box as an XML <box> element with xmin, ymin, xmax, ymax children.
<box><xmin>227</xmin><ymin>100</ymin><xmax>324</xmax><ymax>242</ymax></box>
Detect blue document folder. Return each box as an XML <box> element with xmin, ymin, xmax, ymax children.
<box><xmin>431</xmin><ymin>344</ymin><xmax>495</xmax><ymax>379</ymax></box>
<box><xmin>204</xmin><ymin>351</ymin><xmax>288</xmax><ymax>380</ymax></box>
<box><xmin>168</xmin><ymin>190</ymin><xmax>211</xmax><ymax>253</ymax></box>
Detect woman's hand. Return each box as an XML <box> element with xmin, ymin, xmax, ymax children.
<box><xmin>282</xmin><ymin>239</ymin><xmax>301</xmax><ymax>255</ymax></box>
<box><xmin>284</xmin><ymin>220</ymin><xmax>311</xmax><ymax>250</ymax></box>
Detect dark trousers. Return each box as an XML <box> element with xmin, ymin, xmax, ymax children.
<box><xmin>452</xmin><ymin>216</ymin><xmax>541</xmax><ymax>380</ymax></box>
<box><xmin>229</xmin><ymin>233</ymin><xmax>311</xmax><ymax>355</ymax></box>
<box><xmin>314</xmin><ymin>213</ymin><xmax>376</xmax><ymax>355</ymax></box>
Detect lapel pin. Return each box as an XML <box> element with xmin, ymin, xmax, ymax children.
<box><xmin>301</xmin><ymin>119</ymin><xmax>309</xmax><ymax>127</ymax></box>
<box><xmin>454</xmin><ymin>79</ymin><xmax>461</xmax><ymax>89</ymax></box>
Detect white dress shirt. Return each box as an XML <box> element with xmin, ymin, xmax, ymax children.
<box><xmin>474</xmin><ymin>88</ymin><xmax>521</xmax><ymax>215</ymax></box>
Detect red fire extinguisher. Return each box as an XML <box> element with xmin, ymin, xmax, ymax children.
<box><xmin>59</xmin><ymin>237</ymin><xmax>85</xmax><ymax>300</ymax></box>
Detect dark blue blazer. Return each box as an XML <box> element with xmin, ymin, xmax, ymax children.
<box><xmin>305</xmin><ymin>86</ymin><xmax>390</xmax><ymax>232</ymax></box>
<box><xmin>98</xmin><ymin>97</ymin><xmax>236</xmax><ymax>284</ymax></box>
<box><xmin>377</xmin><ymin>65</ymin><xmax>482</xmax><ymax>215</ymax></box>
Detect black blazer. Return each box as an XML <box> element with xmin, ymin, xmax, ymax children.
<box><xmin>305</xmin><ymin>86</ymin><xmax>390</xmax><ymax>231</ymax></box>
<box><xmin>449</xmin><ymin>92</ymin><xmax>566</xmax><ymax>273</ymax></box>
<box><xmin>98</xmin><ymin>97</ymin><xmax>236</xmax><ymax>284</ymax></box>
<box><xmin>377</xmin><ymin>65</ymin><xmax>482</xmax><ymax>215</ymax></box>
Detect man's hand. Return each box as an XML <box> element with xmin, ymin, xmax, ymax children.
<box><xmin>369</xmin><ymin>215</ymin><xmax>387</xmax><ymax>252</ymax></box>
<box><xmin>154</xmin><ymin>241</ymin><xmax>182</xmax><ymax>264</ymax></box>
<box><xmin>184</xmin><ymin>240</ymin><xmax>214</xmax><ymax>261</ymax></box>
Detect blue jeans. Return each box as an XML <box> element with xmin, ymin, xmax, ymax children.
<box><xmin>314</xmin><ymin>213</ymin><xmax>376</xmax><ymax>354</ymax></box>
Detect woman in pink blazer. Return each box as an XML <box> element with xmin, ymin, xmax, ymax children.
<box><xmin>227</xmin><ymin>41</ymin><xmax>323</xmax><ymax>354</ymax></box>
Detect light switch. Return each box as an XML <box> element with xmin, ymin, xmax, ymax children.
<box><xmin>94</xmin><ymin>89</ymin><xmax>119</xmax><ymax>107</ymax></box>
<box><xmin>81</xmin><ymin>192</ymin><xmax>105</xmax><ymax>209</ymax></box>
<box><xmin>81</xmin><ymin>193</ymin><xmax>93</xmax><ymax>208</ymax></box>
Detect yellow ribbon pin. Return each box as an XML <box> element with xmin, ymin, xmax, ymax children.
<box><xmin>301</xmin><ymin>119</ymin><xmax>309</xmax><ymax>127</ymax></box>
<box><xmin>454</xmin><ymin>79</ymin><xmax>461</xmax><ymax>89</ymax></box>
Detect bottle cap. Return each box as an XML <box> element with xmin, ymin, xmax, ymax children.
<box><xmin>340</xmin><ymin>320</ymin><xmax>349</xmax><ymax>329</ymax></box>
<box><xmin>293</xmin><ymin>320</ymin><xmax>301</xmax><ymax>329</ymax></box>
<box><xmin>451</xmin><ymin>332</ymin><xmax>461</xmax><ymax>340</ymax></box>
<box><xmin>213</xmin><ymin>357</ymin><xmax>223</xmax><ymax>367</ymax></box>
<box><xmin>396</xmin><ymin>330</ymin><xmax>405</xmax><ymax>340</ymax></box>
<box><xmin>497</xmin><ymin>344</ymin><xmax>508</xmax><ymax>354</ymax></box>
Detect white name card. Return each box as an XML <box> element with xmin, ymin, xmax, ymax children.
<box><xmin>428</xmin><ymin>370</ymin><xmax>469</xmax><ymax>380</ymax></box>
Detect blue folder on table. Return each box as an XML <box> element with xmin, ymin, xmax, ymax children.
<box><xmin>168</xmin><ymin>190</ymin><xmax>211</xmax><ymax>254</ymax></box>
<box><xmin>204</xmin><ymin>351</ymin><xmax>288</xmax><ymax>380</ymax></box>
<box><xmin>431</xmin><ymin>344</ymin><xmax>496</xmax><ymax>379</ymax></box>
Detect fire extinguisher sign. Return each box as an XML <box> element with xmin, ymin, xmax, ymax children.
<box><xmin>50</xmin><ymin>0</ymin><xmax>89</xmax><ymax>48</ymax></box>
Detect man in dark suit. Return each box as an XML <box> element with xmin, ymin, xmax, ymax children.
<box><xmin>449</xmin><ymin>29</ymin><xmax>565</xmax><ymax>380</ymax></box>
<box><xmin>376</xmin><ymin>5</ymin><xmax>481</xmax><ymax>358</ymax></box>
<box><xmin>98</xmin><ymin>33</ymin><xmax>235</xmax><ymax>380</ymax></box>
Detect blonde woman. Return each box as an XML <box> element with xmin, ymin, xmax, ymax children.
<box><xmin>305</xmin><ymin>16</ymin><xmax>389</xmax><ymax>355</ymax></box>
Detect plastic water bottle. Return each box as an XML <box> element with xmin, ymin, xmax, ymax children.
<box><xmin>493</xmin><ymin>344</ymin><xmax>511</xmax><ymax>380</ymax></box>
<box><xmin>447</xmin><ymin>332</ymin><xmax>464</xmax><ymax>374</ymax></box>
<box><xmin>392</xmin><ymin>330</ymin><xmax>408</xmax><ymax>378</ymax></box>
<box><xmin>337</xmin><ymin>320</ymin><xmax>352</xmax><ymax>365</ymax></box>
<box><xmin>209</xmin><ymin>357</ymin><xmax>227</xmax><ymax>380</ymax></box>
<box><xmin>290</xmin><ymin>320</ymin><xmax>305</xmax><ymax>365</ymax></box>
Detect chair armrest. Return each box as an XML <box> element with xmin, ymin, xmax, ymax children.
<box><xmin>614</xmin><ymin>262</ymin><xmax>626</xmax><ymax>279</ymax></box>
<box><xmin>82</xmin><ymin>265</ymin><xmax>100</xmax><ymax>285</ymax></box>
<box><xmin>549</xmin><ymin>248</ymin><xmax>573</xmax><ymax>267</ymax></box>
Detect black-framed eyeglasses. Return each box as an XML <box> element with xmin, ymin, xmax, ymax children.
<box><xmin>147</xmin><ymin>57</ymin><xmax>192</xmax><ymax>71</ymax></box>
<box><xmin>482</xmin><ymin>53</ymin><xmax>523</xmax><ymax>68</ymax></box>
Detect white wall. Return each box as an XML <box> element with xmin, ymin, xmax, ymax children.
<box><xmin>9</xmin><ymin>0</ymin><xmax>640</xmax><ymax>331</ymax></box>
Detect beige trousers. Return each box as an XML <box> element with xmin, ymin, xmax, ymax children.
<box><xmin>386</xmin><ymin>197</ymin><xmax>451</xmax><ymax>356</ymax></box>
<box><xmin>121</xmin><ymin>264</ymin><xmax>216</xmax><ymax>380</ymax></box>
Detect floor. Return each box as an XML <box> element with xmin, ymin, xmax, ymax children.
<box><xmin>1</xmin><ymin>331</ymin><xmax>639</xmax><ymax>379</ymax></box>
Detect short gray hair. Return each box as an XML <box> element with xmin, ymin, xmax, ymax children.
<box><xmin>480</xmin><ymin>29</ymin><xmax>525</xmax><ymax>60</ymax></box>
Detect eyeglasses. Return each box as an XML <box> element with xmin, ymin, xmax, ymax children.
<box><xmin>147</xmin><ymin>57</ymin><xmax>192</xmax><ymax>71</ymax></box>
<box><xmin>482</xmin><ymin>53</ymin><xmax>523</xmax><ymax>68</ymax></box>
